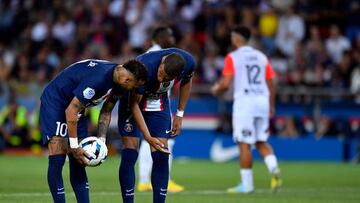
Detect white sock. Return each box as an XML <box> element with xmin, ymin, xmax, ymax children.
<box><xmin>168</xmin><ymin>139</ymin><xmax>175</xmax><ymax>175</ymax></box>
<box><xmin>240</xmin><ymin>169</ymin><xmax>254</xmax><ymax>190</ymax></box>
<box><xmin>138</xmin><ymin>140</ymin><xmax>152</xmax><ymax>184</ymax></box>
<box><xmin>264</xmin><ymin>154</ymin><xmax>279</xmax><ymax>174</ymax></box>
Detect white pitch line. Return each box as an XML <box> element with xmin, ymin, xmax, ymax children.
<box><xmin>1</xmin><ymin>188</ymin><xmax>359</xmax><ymax>198</ymax></box>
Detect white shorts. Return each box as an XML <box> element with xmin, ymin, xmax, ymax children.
<box><xmin>232</xmin><ymin>116</ymin><xmax>269</xmax><ymax>144</ymax></box>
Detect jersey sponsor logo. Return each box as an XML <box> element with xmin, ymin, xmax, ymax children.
<box><xmin>124</xmin><ymin>123</ymin><xmax>133</xmax><ymax>132</ymax></box>
<box><xmin>210</xmin><ymin>138</ymin><xmax>239</xmax><ymax>162</ymax></box>
<box><xmin>88</xmin><ymin>61</ymin><xmax>98</xmax><ymax>67</ymax></box>
<box><xmin>165</xmin><ymin>129</ymin><xmax>172</xmax><ymax>134</ymax></box>
<box><xmin>83</xmin><ymin>87</ymin><xmax>95</xmax><ymax>99</ymax></box>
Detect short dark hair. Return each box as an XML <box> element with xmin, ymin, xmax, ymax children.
<box><xmin>152</xmin><ymin>26</ymin><xmax>171</xmax><ymax>41</ymax></box>
<box><xmin>163</xmin><ymin>53</ymin><xmax>185</xmax><ymax>78</ymax></box>
<box><xmin>122</xmin><ymin>59</ymin><xmax>147</xmax><ymax>82</ymax></box>
<box><xmin>232</xmin><ymin>26</ymin><xmax>251</xmax><ymax>41</ymax></box>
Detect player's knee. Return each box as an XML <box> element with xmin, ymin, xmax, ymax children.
<box><xmin>151</xmin><ymin>151</ymin><xmax>169</xmax><ymax>163</ymax></box>
<box><xmin>48</xmin><ymin>136</ymin><xmax>68</xmax><ymax>155</ymax></box>
<box><xmin>256</xmin><ymin>141</ymin><xmax>269</xmax><ymax>149</ymax></box>
<box><xmin>48</xmin><ymin>154</ymin><xmax>66</xmax><ymax>167</ymax></box>
<box><xmin>121</xmin><ymin>137</ymin><xmax>140</xmax><ymax>150</ymax></box>
<box><xmin>149</xmin><ymin>138</ymin><xmax>168</xmax><ymax>152</ymax></box>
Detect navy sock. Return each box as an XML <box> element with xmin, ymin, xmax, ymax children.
<box><xmin>69</xmin><ymin>154</ymin><xmax>89</xmax><ymax>203</ymax></box>
<box><xmin>48</xmin><ymin>155</ymin><xmax>66</xmax><ymax>203</ymax></box>
<box><xmin>119</xmin><ymin>148</ymin><xmax>138</xmax><ymax>203</ymax></box>
<box><xmin>151</xmin><ymin>151</ymin><xmax>169</xmax><ymax>203</ymax></box>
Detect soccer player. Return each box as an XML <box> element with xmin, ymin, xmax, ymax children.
<box><xmin>137</xmin><ymin>26</ymin><xmax>184</xmax><ymax>193</ymax></box>
<box><xmin>116</xmin><ymin>48</ymin><xmax>195</xmax><ymax>203</ymax></box>
<box><xmin>211</xmin><ymin>26</ymin><xmax>282</xmax><ymax>193</ymax></box>
<box><xmin>40</xmin><ymin>59</ymin><xmax>147</xmax><ymax>203</ymax></box>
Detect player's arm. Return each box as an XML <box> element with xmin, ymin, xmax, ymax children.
<box><xmin>211</xmin><ymin>54</ymin><xmax>234</xmax><ymax>96</ymax></box>
<box><xmin>97</xmin><ymin>98</ymin><xmax>117</xmax><ymax>143</ymax></box>
<box><xmin>171</xmin><ymin>74</ymin><xmax>193</xmax><ymax>137</ymax></box>
<box><xmin>211</xmin><ymin>75</ymin><xmax>233</xmax><ymax>96</ymax></box>
<box><xmin>130</xmin><ymin>91</ymin><xmax>170</xmax><ymax>153</ymax></box>
<box><xmin>265</xmin><ymin>60</ymin><xmax>276</xmax><ymax>117</ymax></box>
<box><xmin>65</xmin><ymin>97</ymin><xmax>88</xmax><ymax>165</ymax></box>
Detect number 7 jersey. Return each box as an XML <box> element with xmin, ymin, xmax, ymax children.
<box><xmin>222</xmin><ymin>46</ymin><xmax>276</xmax><ymax>117</ymax></box>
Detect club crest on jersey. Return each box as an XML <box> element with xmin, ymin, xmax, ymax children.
<box><xmin>83</xmin><ymin>87</ymin><xmax>95</xmax><ymax>99</ymax></box>
<box><xmin>242</xmin><ymin>129</ymin><xmax>252</xmax><ymax>137</ymax></box>
<box><xmin>124</xmin><ymin>123</ymin><xmax>133</xmax><ymax>132</ymax></box>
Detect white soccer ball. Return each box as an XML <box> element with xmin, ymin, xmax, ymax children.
<box><xmin>79</xmin><ymin>136</ymin><xmax>108</xmax><ymax>167</ymax></box>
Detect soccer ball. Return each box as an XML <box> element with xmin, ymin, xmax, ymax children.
<box><xmin>79</xmin><ymin>136</ymin><xmax>108</xmax><ymax>167</ymax></box>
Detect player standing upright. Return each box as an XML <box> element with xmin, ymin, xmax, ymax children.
<box><xmin>40</xmin><ymin>59</ymin><xmax>147</xmax><ymax>203</ymax></box>
<box><xmin>137</xmin><ymin>26</ymin><xmax>185</xmax><ymax>193</ymax></box>
<box><xmin>211</xmin><ymin>26</ymin><xmax>282</xmax><ymax>193</ymax></box>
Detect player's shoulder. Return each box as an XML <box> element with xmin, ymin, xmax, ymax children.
<box><xmin>232</xmin><ymin>46</ymin><xmax>267</xmax><ymax>60</ymax></box>
<box><xmin>72</xmin><ymin>59</ymin><xmax>116</xmax><ymax>67</ymax></box>
<box><xmin>164</xmin><ymin>48</ymin><xmax>193</xmax><ymax>59</ymax></box>
<box><xmin>163</xmin><ymin>48</ymin><xmax>196</xmax><ymax>68</ymax></box>
<box><xmin>64</xmin><ymin>59</ymin><xmax>117</xmax><ymax>82</ymax></box>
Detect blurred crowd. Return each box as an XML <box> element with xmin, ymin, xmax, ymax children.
<box><xmin>0</xmin><ymin>0</ymin><xmax>360</xmax><ymax>151</ymax></box>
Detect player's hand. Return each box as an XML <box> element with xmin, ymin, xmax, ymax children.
<box><xmin>144</xmin><ymin>136</ymin><xmax>170</xmax><ymax>154</ymax></box>
<box><xmin>69</xmin><ymin>147</ymin><xmax>90</xmax><ymax>165</ymax></box>
<box><xmin>171</xmin><ymin>116</ymin><xmax>182</xmax><ymax>137</ymax></box>
<box><xmin>211</xmin><ymin>83</ymin><xmax>219</xmax><ymax>96</ymax></box>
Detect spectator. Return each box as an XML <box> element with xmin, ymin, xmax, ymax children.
<box><xmin>259</xmin><ymin>6</ymin><xmax>279</xmax><ymax>54</ymax></box>
<box><xmin>0</xmin><ymin>95</ymin><xmax>30</xmax><ymax>148</ymax></box>
<box><xmin>305</xmin><ymin>25</ymin><xmax>329</xmax><ymax>67</ymax></box>
<box><xmin>325</xmin><ymin>25</ymin><xmax>351</xmax><ymax>64</ymax></box>
<box><xmin>52</xmin><ymin>11</ymin><xmax>76</xmax><ymax>47</ymax></box>
<box><xmin>275</xmin><ymin>6</ymin><xmax>305</xmax><ymax>57</ymax></box>
<box><xmin>201</xmin><ymin>44</ymin><xmax>223</xmax><ymax>83</ymax></box>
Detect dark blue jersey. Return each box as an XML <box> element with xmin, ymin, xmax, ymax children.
<box><xmin>136</xmin><ymin>48</ymin><xmax>195</xmax><ymax>93</ymax></box>
<box><xmin>41</xmin><ymin>59</ymin><xmax>120</xmax><ymax>109</ymax></box>
<box><xmin>135</xmin><ymin>48</ymin><xmax>195</xmax><ymax>111</ymax></box>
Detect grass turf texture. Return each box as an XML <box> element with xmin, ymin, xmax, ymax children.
<box><xmin>0</xmin><ymin>156</ymin><xmax>359</xmax><ymax>203</ymax></box>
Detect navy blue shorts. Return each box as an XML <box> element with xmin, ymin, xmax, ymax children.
<box><xmin>118</xmin><ymin>107</ymin><xmax>172</xmax><ymax>138</ymax></box>
<box><xmin>40</xmin><ymin>102</ymin><xmax>88</xmax><ymax>145</ymax></box>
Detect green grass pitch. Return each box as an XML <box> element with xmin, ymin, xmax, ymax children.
<box><xmin>0</xmin><ymin>156</ymin><xmax>360</xmax><ymax>203</ymax></box>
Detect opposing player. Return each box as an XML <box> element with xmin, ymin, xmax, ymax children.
<box><xmin>40</xmin><ymin>59</ymin><xmax>147</xmax><ymax>203</ymax></box>
<box><xmin>137</xmin><ymin>26</ymin><xmax>184</xmax><ymax>193</ymax></box>
<box><xmin>115</xmin><ymin>48</ymin><xmax>195</xmax><ymax>203</ymax></box>
<box><xmin>211</xmin><ymin>26</ymin><xmax>281</xmax><ymax>193</ymax></box>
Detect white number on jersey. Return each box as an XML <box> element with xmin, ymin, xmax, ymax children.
<box><xmin>55</xmin><ymin>121</ymin><xmax>68</xmax><ymax>137</ymax></box>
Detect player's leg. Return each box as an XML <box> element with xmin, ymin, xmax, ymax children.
<box><xmin>69</xmin><ymin>118</ymin><xmax>90</xmax><ymax>203</ymax></box>
<box><xmin>254</xmin><ymin>117</ymin><xmax>281</xmax><ymax>192</ymax></box>
<box><xmin>167</xmin><ymin>139</ymin><xmax>184</xmax><ymax>192</ymax></box>
<box><xmin>47</xmin><ymin>136</ymin><xmax>67</xmax><ymax>203</ymax></box>
<box><xmin>118</xmin><ymin>112</ymin><xmax>140</xmax><ymax>203</ymax></box>
<box><xmin>40</xmin><ymin>104</ymin><xmax>67</xmax><ymax>203</ymax></box>
<box><xmin>145</xmin><ymin>111</ymin><xmax>171</xmax><ymax>203</ymax></box>
<box><xmin>68</xmin><ymin>153</ymin><xmax>89</xmax><ymax>203</ymax></box>
<box><xmin>138</xmin><ymin>139</ymin><xmax>153</xmax><ymax>191</ymax></box>
<box><xmin>228</xmin><ymin>116</ymin><xmax>255</xmax><ymax>193</ymax></box>
<box><xmin>149</xmin><ymin>138</ymin><xmax>169</xmax><ymax>203</ymax></box>
<box><xmin>119</xmin><ymin>136</ymin><xmax>140</xmax><ymax>203</ymax></box>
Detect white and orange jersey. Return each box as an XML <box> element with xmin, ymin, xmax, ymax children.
<box><xmin>222</xmin><ymin>46</ymin><xmax>275</xmax><ymax>117</ymax></box>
